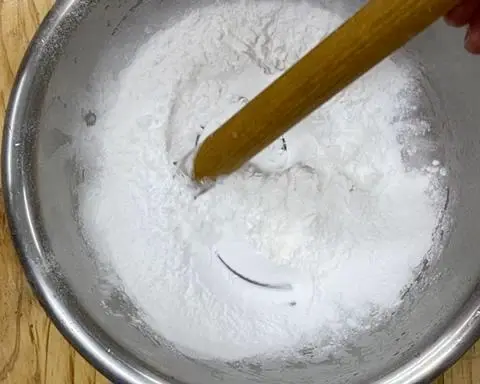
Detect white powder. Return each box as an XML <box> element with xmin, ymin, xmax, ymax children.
<box><xmin>75</xmin><ymin>1</ymin><xmax>446</xmax><ymax>361</ymax></box>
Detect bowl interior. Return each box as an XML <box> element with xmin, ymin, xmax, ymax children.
<box><xmin>8</xmin><ymin>0</ymin><xmax>480</xmax><ymax>383</ymax></box>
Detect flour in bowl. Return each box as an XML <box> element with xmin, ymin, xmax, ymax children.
<box><xmin>75</xmin><ymin>1</ymin><xmax>446</xmax><ymax>361</ymax></box>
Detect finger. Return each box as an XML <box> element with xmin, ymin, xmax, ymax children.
<box><xmin>465</xmin><ymin>10</ymin><xmax>480</xmax><ymax>54</ymax></box>
<box><xmin>445</xmin><ymin>0</ymin><xmax>480</xmax><ymax>27</ymax></box>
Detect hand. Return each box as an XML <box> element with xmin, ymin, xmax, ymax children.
<box><xmin>445</xmin><ymin>0</ymin><xmax>480</xmax><ymax>54</ymax></box>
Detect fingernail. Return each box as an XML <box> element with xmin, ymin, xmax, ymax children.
<box><xmin>465</xmin><ymin>28</ymin><xmax>473</xmax><ymax>51</ymax></box>
<box><xmin>464</xmin><ymin>28</ymin><xmax>480</xmax><ymax>54</ymax></box>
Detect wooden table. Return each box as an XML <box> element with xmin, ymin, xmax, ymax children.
<box><xmin>0</xmin><ymin>0</ymin><xmax>479</xmax><ymax>382</ymax></box>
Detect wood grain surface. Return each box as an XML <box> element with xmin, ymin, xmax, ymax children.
<box><xmin>0</xmin><ymin>0</ymin><xmax>478</xmax><ymax>383</ymax></box>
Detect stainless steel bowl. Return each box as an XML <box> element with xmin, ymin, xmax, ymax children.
<box><xmin>4</xmin><ymin>0</ymin><xmax>480</xmax><ymax>383</ymax></box>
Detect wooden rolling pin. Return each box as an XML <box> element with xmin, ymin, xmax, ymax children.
<box><xmin>193</xmin><ymin>0</ymin><xmax>457</xmax><ymax>181</ymax></box>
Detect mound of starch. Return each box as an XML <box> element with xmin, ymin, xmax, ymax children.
<box><xmin>76</xmin><ymin>1</ymin><xmax>445</xmax><ymax>361</ymax></box>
